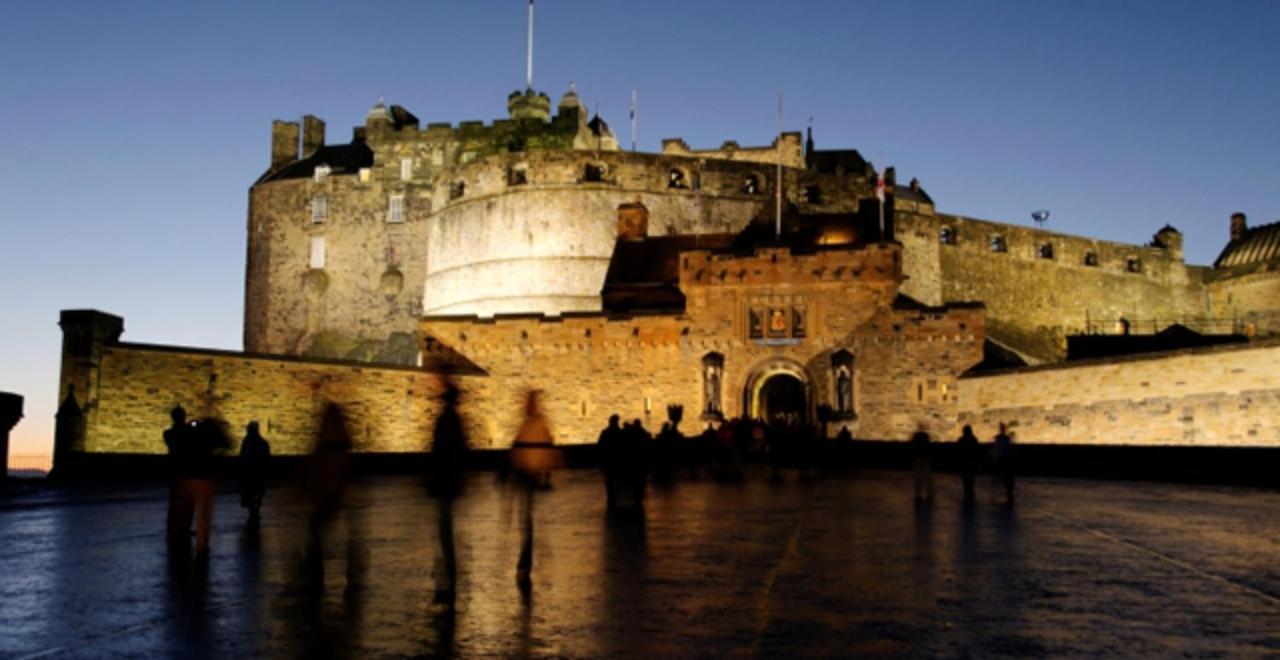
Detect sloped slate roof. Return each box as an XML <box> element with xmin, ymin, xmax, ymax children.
<box><xmin>601</xmin><ymin>234</ymin><xmax>736</xmax><ymax>312</ymax></box>
<box><xmin>257</xmin><ymin>141</ymin><xmax>374</xmax><ymax>184</ymax></box>
<box><xmin>1215</xmin><ymin>220</ymin><xmax>1280</xmax><ymax>268</ymax></box>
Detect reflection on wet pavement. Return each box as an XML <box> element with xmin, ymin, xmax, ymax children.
<box><xmin>1</xmin><ymin>470</ymin><xmax>1277</xmax><ymax>657</ymax></box>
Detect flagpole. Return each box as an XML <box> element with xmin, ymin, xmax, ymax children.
<box><xmin>630</xmin><ymin>90</ymin><xmax>638</xmax><ymax>152</ymax></box>
<box><xmin>526</xmin><ymin>0</ymin><xmax>535</xmax><ymax>90</ymax></box>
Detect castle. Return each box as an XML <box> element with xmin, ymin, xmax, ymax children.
<box><xmin>51</xmin><ymin>81</ymin><xmax>1280</xmax><ymax>468</ymax></box>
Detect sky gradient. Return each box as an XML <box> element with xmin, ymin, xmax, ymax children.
<box><xmin>2</xmin><ymin>0</ymin><xmax>1278</xmax><ymax>464</ymax></box>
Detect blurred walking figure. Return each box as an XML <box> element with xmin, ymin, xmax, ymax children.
<box><xmin>429</xmin><ymin>379</ymin><xmax>468</xmax><ymax>606</ymax></box>
<box><xmin>910</xmin><ymin>427</ymin><xmax>934</xmax><ymax>503</ymax></box>
<box><xmin>509</xmin><ymin>390</ymin><xmax>562</xmax><ymax>593</ymax></box>
<box><xmin>238</xmin><ymin>421</ymin><xmax>271</xmax><ymax>526</ymax></box>
<box><xmin>993</xmin><ymin>423</ymin><xmax>1015</xmax><ymax>503</ymax></box>
<box><xmin>305</xmin><ymin>404</ymin><xmax>353</xmax><ymax>570</ymax></box>
<box><xmin>957</xmin><ymin>425</ymin><xmax>981</xmax><ymax>504</ymax></box>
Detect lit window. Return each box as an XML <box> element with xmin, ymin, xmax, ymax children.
<box><xmin>309</xmin><ymin>236</ymin><xmax>326</xmax><ymax>269</ymax></box>
<box><xmin>313</xmin><ymin>164</ymin><xmax>330</xmax><ymax>184</ymax></box>
<box><xmin>388</xmin><ymin>195</ymin><xmax>404</xmax><ymax>223</ymax></box>
<box><xmin>310</xmin><ymin>196</ymin><xmax>327</xmax><ymax>223</ymax></box>
<box><xmin>358</xmin><ymin>168</ymin><xmax>371</xmax><ymax>183</ymax></box>
<box><xmin>400</xmin><ymin>158</ymin><xmax>413</xmax><ymax>181</ymax></box>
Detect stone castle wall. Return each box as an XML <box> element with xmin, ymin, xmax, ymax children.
<box><xmin>956</xmin><ymin>340</ymin><xmax>1280</xmax><ymax>447</ymax></box>
<box><xmin>896</xmin><ymin>212</ymin><xmax>1209</xmax><ymax>361</ymax></box>
<box><xmin>1208</xmin><ymin>267</ymin><xmax>1280</xmax><ymax>336</ymax></box>
<box><xmin>424</xmin><ymin>244</ymin><xmax>986</xmax><ymax>444</ymax></box>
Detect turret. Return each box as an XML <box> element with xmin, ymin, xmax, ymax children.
<box><xmin>270</xmin><ymin>119</ymin><xmax>300</xmax><ymax>170</ymax></box>
<box><xmin>1153</xmin><ymin>224</ymin><xmax>1183</xmax><ymax>260</ymax></box>
<box><xmin>301</xmin><ymin>115</ymin><xmax>325</xmax><ymax>158</ymax></box>
<box><xmin>508</xmin><ymin>89</ymin><xmax>551</xmax><ymax>122</ymax></box>
<box><xmin>366</xmin><ymin>97</ymin><xmax>393</xmax><ymax>137</ymax></box>
<box><xmin>1231</xmin><ymin>212</ymin><xmax>1248</xmax><ymax>242</ymax></box>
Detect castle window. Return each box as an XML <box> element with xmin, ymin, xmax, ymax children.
<box><xmin>509</xmin><ymin>165</ymin><xmax>529</xmax><ymax>186</ymax></box>
<box><xmin>742</xmin><ymin>174</ymin><xmax>761</xmax><ymax>195</ymax></box>
<box><xmin>702</xmin><ymin>352</ymin><xmax>724</xmax><ymax>418</ymax></box>
<box><xmin>939</xmin><ymin>227</ymin><xmax>956</xmax><ymax>245</ymax></box>
<box><xmin>668</xmin><ymin>168</ymin><xmax>687</xmax><ymax>189</ymax></box>
<box><xmin>313</xmin><ymin>164</ymin><xmax>330</xmax><ymax>184</ymax></box>
<box><xmin>449</xmin><ymin>181</ymin><xmax>466</xmax><ymax>200</ymax></box>
<box><xmin>358</xmin><ymin>168</ymin><xmax>371</xmax><ymax>183</ymax></box>
<box><xmin>387</xmin><ymin>194</ymin><xmax>404</xmax><ymax>223</ymax></box>
<box><xmin>831</xmin><ymin>350</ymin><xmax>854</xmax><ymax>418</ymax></box>
<box><xmin>580</xmin><ymin>163</ymin><xmax>604</xmax><ymax>183</ymax></box>
<box><xmin>1083</xmin><ymin>251</ymin><xmax>1099</xmax><ymax>267</ymax></box>
<box><xmin>804</xmin><ymin>185</ymin><xmax>822</xmax><ymax>204</ymax></box>
<box><xmin>400</xmin><ymin>158</ymin><xmax>413</xmax><ymax>181</ymax></box>
<box><xmin>1126</xmin><ymin>257</ymin><xmax>1142</xmax><ymax>273</ymax></box>
<box><xmin>1037</xmin><ymin>243</ymin><xmax>1054</xmax><ymax>259</ymax></box>
<box><xmin>310</xmin><ymin>195</ymin><xmax>328</xmax><ymax>223</ymax></box>
<box><xmin>309</xmin><ymin>236</ymin><xmax>326</xmax><ymax>269</ymax></box>
<box><xmin>748</xmin><ymin>308</ymin><xmax>764</xmax><ymax>339</ymax></box>
<box><xmin>990</xmin><ymin>235</ymin><xmax>1007</xmax><ymax>253</ymax></box>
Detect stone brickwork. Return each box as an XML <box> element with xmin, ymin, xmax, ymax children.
<box><xmin>956</xmin><ymin>340</ymin><xmax>1280</xmax><ymax>447</ymax></box>
<box><xmin>422</xmin><ymin>243</ymin><xmax>986</xmax><ymax>445</ymax></box>
<box><xmin>56</xmin><ymin>311</ymin><xmax>481</xmax><ymax>456</ymax></box>
<box><xmin>1208</xmin><ymin>267</ymin><xmax>1280</xmax><ymax>336</ymax></box>
<box><xmin>660</xmin><ymin>133</ymin><xmax>806</xmax><ymax>168</ymax></box>
<box><xmin>896</xmin><ymin>212</ymin><xmax>1209</xmax><ymax>361</ymax></box>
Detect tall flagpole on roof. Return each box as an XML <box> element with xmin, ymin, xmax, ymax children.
<box><xmin>526</xmin><ymin>0</ymin><xmax>535</xmax><ymax>90</ymax></box>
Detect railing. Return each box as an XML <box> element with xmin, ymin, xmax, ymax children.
<box><xmin>1081</xmin><ymin>318</ymin><xmax>1248</xmax><ymax>336</ymax></box>
<box><xmin>7</xmin><ymin>453</ymin><xmax>51</xmax><ymax>479</ymax></box>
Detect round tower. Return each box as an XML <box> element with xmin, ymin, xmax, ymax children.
<box><xmin>508</xmin><ymin>89</ymin><xmax>551</xmax><ymax>121</ymax></box>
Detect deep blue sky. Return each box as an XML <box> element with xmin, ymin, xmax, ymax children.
<box><xmin>2</xmin><ymin>0</ymin><xmax>1277</xmax><ymax>459</ymax></box>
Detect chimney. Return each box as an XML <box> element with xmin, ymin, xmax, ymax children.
<box><xmin>271</xmin><ymin>120</ymin><xmax>300</xmax><ymax>170</ymax></box>
<box><xmin>301</xmin><ymin>115</ymin><xmax>325</xmax><ymax>159</ymax></box>
<box><xmin>1230</xmin><ymin>212</ymin><xmax>1247</xmax><ymax>242</ymax></box>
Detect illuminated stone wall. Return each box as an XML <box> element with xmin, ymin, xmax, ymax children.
<box><xmin>896</xmin><ymin>212</ymin><xmax>1209</xmax><ymax>361</ymax></box>
<box><xmin>1208</xmin><ymin>267</ymin><xmax>1280</xmax><ymax>337</ymax></box>
<box><xmin>956</xmin><ymin>340</ymin><xmax>1280</xmax><ymax>447</ymax></box>
<box><xmin>423</xmin><ymin>243</ymin><xmax>987</xmax><ymax>445</ymax></box>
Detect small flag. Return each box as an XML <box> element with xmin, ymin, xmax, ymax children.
<box><xmin>875</xmin><ymin>170</ymin><xmax>886</xmax><ymax>201</ymax></box>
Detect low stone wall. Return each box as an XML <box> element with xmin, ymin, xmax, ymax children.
<box><xmin>957</xmin><ymin>341</ymin><xmax>1280</xmax><ymax>446</ymax></box>
<box><xmin>77</xmin><ymin>343</ymin><xmax>478</xmax><ymax>456</ymax></box>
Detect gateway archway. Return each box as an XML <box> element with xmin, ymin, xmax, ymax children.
<box><xmin>744</xmin><ymin>360</ymin><xmax>811</xmax><ymax>424</ymax></box>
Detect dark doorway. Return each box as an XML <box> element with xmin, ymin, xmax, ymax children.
<box><xmin>759</xmin><ymin>374</ymin><xmax>806</xmax><ymax>423</ymax></box>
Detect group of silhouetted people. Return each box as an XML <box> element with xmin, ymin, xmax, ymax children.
<box><xmin>911</xmin><ymin>422</ymin><xmax>1017</xmax><ymax>505</ymax></box>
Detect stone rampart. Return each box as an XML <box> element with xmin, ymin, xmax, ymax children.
<box><xmin>956</xmin><ymin>340</ymin><xmax>1280</xmax><ymax>446</ymax></box>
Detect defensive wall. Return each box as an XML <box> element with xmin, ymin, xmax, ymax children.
<box><xmin>894</xmin><ymin>210</ymin><xmax>1209</xmax><ymax>361</ymax></box>
<box><xmin>56</xmin><ymin>311</ymin><xmax>486</xmax><ymax>461</ymax></box>
<box><xmin>1207</xmin><ymin>263</ymin><xmax>1280</xmax><ymax>336</ymax></box>
<box><xmin>956</xmin><ymin>339</ymin><xmax>1280</xmax><ymax>447</ymax></box>
<box><xmin>424</xmin><ymin>243</ymin><xmax>987</xmax><ymax>444</ymax></box>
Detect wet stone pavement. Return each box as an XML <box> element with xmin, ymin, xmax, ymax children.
<box><xmin>1</xmin><ymin>469</ymin><xmax>1278</xmax><ymax>658</ymax></box>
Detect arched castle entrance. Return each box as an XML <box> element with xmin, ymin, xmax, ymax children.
<box><xmin>744</xmin><ymin>359</ymin><xmax>810</xmax><ymax>423</ymax></box>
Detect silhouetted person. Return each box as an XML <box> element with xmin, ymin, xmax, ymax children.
<box><xmin>693</xmin><ymin>422</ymin><xmax>717</xmax><ymax>478</ymax></box>
<box><xmin>598</xmin><ymin>414</ymin><xmax>626</xmax><ymax>509</ymax></box>
<box><xmin>429</xmin><ymin>379</ymin><xmax>468</xmax><ymax>606</ymax></box>
<box><xmin>305</xmin><ymin>404</ymin><xmax>353</xmax><ymax>573</ymax></box>
<box><xmin>238</xmin><ymin>421</ymin><xmax>271</xmax><ymax>526</ymax></box>
<box><xmin>911</xmin><ymin>427</ymin><xmax>934</xmax><ymax>503</ymax></box>
<box><xmin>510</xmin><ymin>390</ymin><xmax>560</xmax><ymax>593</ymax></box>
<box><xmin>164</xmin><ymin>405</ymin><xmax>192</xmax><ymax>546</ymax></box>
<box><xmin>957</xmin><ymin>425</ymin><xmax>980</xmax><ymax>504</ymax></box>
<box><xmin>993</xmin><ymin>423</ymin><xmax>1015</xmax><ymax>503</ymax></box>
<box><xmin>653</xmin><ymin>421</ymin><xmax>680</xmax><ymax>484</ymax></box>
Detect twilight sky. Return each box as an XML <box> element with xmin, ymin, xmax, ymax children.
<box><xmin>1</xmin><ymin>0</ymin><xmax>1277</xmax><ymax>463</ymax></box>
